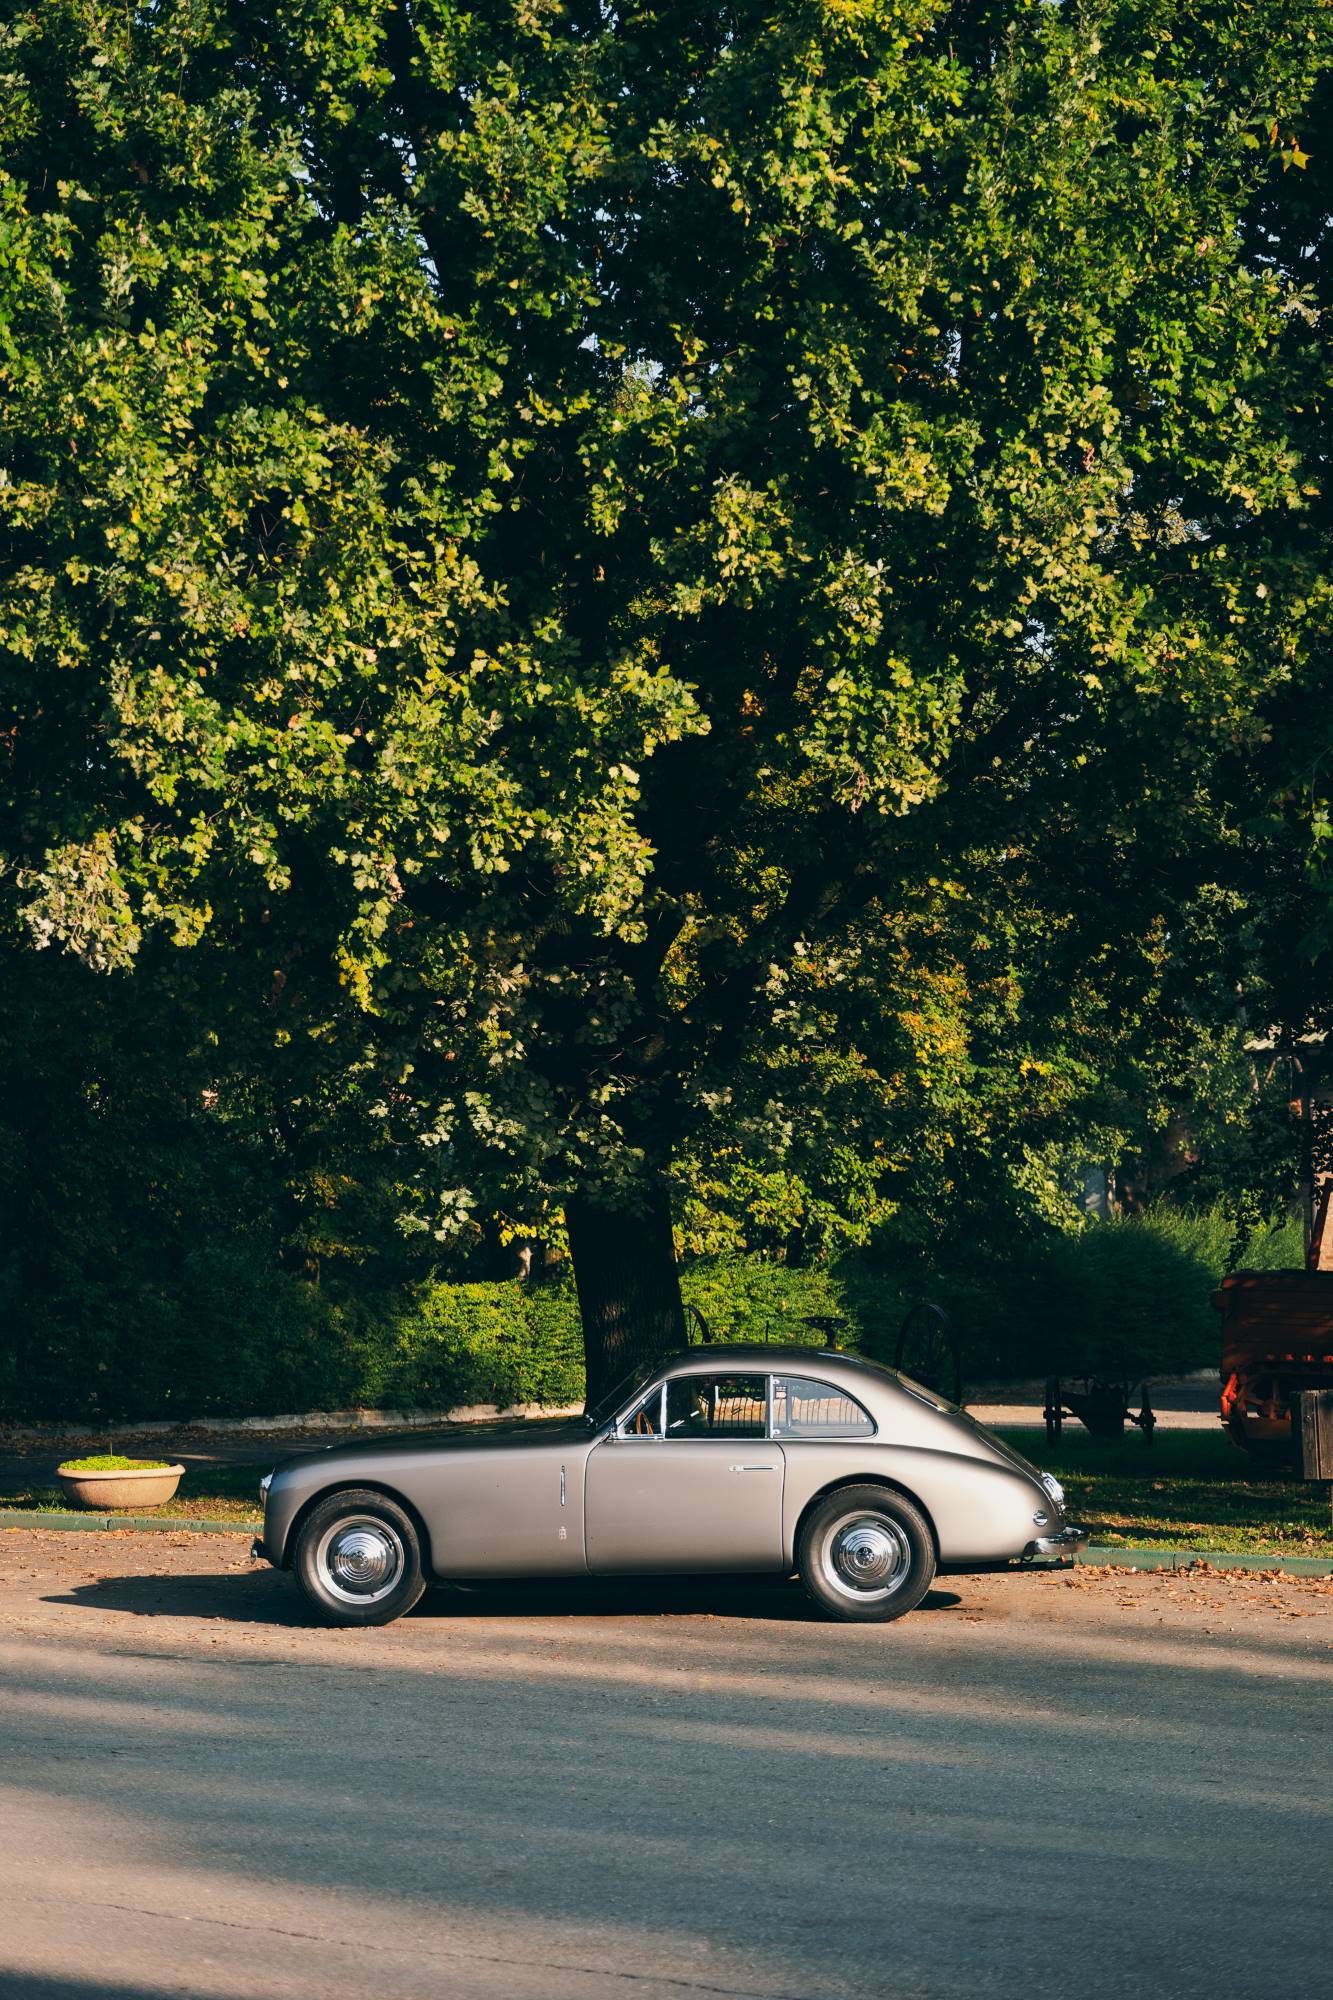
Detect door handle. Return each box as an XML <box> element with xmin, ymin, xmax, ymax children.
<box><xmin>729</xmin><ymin>1464</ymin><xmax>775</xmax><ymax>1473</ymax></box>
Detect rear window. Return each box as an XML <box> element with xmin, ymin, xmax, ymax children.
<box><xmin>772</xmin><ymin>1376</ymin><xmax>874</xmax><ymax>1438</ymax></box>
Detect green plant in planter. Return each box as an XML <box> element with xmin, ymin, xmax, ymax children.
<box><xmin>57</xmin><ymin>1455</ymin><xmax>172</xmax><ymax>1474</ymax></box>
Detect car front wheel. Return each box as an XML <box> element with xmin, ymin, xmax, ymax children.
<box><xmin>292</xmin><ymin>1489</ymin><xmax>427</xmax><ymax>1627</ymax></box>
<box><xmin>797</xmin><ymin>1485</ymin><xmax>935</xmax><ymax>1623</ymax></box>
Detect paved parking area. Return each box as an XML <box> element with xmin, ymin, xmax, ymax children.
<box><xmin>1</xmin><ymin>1530</ymin><xmax>1331</xmax><ymax>2000</ymax></box>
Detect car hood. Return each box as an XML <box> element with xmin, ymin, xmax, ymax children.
<box><xmin>274</xmin><ymin>1415</ymin><xmax>591</xmax><ymax>1473</ymax></box>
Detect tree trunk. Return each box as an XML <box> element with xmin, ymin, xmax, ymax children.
<box><xmin>565</xmin><ymin>1177</ymin><xmax>686</xmax><ymax>1410</ymax></box>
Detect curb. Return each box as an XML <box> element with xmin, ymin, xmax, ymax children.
<box><xmin>0</xmin><ymin>1508</ymin><xmax>258</xmax><ymax>1536</ymax></box>
<box><xmin>0</xmin><ymin>1404</ymin><xmax>584</xmax><ymax>1448</ymax></box>
<box><xmin>1076</xmin><ymin>1544</ymin><xmax>1333</xmax><ymax>1578</ymax></box>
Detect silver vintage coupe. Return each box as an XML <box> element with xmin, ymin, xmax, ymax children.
<box><xmin>252</xmin><ymin>1344</ymin><xmax>1080</xmax><ymax>1624</ymax></box>
<box><xmin>254</xmin><ymin>1343</ymin><xmax>1086</xmax><ymax>1625</ymax></box>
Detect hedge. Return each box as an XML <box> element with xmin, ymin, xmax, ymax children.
<box><xmin>838</xmin><ymin>1206</ymin><xmax>1304</xmax><ymax>1386</ymax></box>
<box><xmin>0</xmin><ymin>1205</ymin><xmax>1303</xmax><ymax>1424</ymax></box>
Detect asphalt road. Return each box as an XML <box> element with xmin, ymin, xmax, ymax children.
<box><xmin>1</xmin><ymin>1533</ymin><xmax>1331</xmax><ymax>2000</ymax></box>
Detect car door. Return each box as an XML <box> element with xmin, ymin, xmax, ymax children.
<box><xmin>584</xmin><ymin>1371</ymin><xmax>785</xmax><ymax>1573</ymax></box>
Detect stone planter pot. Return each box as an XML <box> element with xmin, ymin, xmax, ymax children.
<box><xmin>56</xmin><ymin>1464</ymin><xmax>185</xmax><ymax>1510</ymax></box>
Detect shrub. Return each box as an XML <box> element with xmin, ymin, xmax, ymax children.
<box><xmin>679</xmin><ymin>1257</ymin><xmax>849</xmax><ymax>1343</ymax></box>
<box><xmin>57</xmin><ymin>1455</ymin><xmax>172</xmax><ymax>1472</ymax></box>
<box><xmin>3</xmin><ymin>1268</ymin><xmax>588</xmax><ymax>1426</ymax></box>
<box><xmin>1</xmin><ymin>1204</ymin><xmax>1302</xmax><ymax>1424</ymax></box>
<box><xmin>884</xmin><ymin>1203</ymin><xmax>1305</xmax><ymax>1386</ymax></box>
<box><xmin>366</xmin><ymin>1281</ymin><xmax>585</xmax><ymax>1411</ymax></box>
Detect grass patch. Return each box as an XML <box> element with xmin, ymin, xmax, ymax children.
<box><xmin>996</xmin><ymin>1426</ymin><xmax>1332</xmax><ymax>1556</ymax></box>
<box><xmin>1</xmin><ymin>1460</ymin><xmax>262</xmax><ymax>1526</ymax></box>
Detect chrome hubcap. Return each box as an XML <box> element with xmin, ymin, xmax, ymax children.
<box><xmin>826</xmin><ymin>1514</ymin><xmax>910</xmax><ymax>1600</ymax></box>
<box><xmin>317</xmin><ymin>1518</ymin><xmax>405</xmax><ymax>1606</ymax></box>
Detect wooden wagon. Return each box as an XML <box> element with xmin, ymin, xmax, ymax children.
<box><xmin>1215</xmin><ymin>1269</ymin><xmax>1333</xmax><ymax>1455</ymax></box>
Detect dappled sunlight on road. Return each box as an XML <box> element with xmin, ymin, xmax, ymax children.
<box><xmin>4</xmin><ymin>1533</ymin><xmax>1333</xmax><ymax>1998</ymax></box>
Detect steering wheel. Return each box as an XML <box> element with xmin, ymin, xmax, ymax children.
<box><xmin>634</xmin><ymin>1407</ymin><xmax>654</xmax><ymax>1436</ymax></box>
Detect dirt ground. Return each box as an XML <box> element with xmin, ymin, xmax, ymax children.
<box><xmin>3</xmin><ymin>1524</ymin><xmax>1332</xmax><ymax>1658</ymax></box>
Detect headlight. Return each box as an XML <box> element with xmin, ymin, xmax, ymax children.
<box><xmin>1040</xmin><ymin>1472</ymin><xmax>1065</xmax><ymax>1509</ymax></box>
<box><xmin>259</xmin><ymin>1471</ymin><xmax>273</xmax><ymax>1506</ymax></box>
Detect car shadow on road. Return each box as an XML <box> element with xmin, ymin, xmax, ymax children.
<box><xmin>42</xmin><ymin>1565</ymin><xmax>313</xmax><ymax>1626</ymax></box>
<box><xmin>417</xmin><ymin>1575</ymin><xmax>963</xmax><ymax>1621</ymax></box>
<box><xmin>43</xmin><ymin>1568</ymin><xmax>962</xmax><ymax>1626</ymax></box>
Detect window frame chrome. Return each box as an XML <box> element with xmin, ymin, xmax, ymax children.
<box><xmin>769</xmin><ymin>1373</ymin><xmax>878</xmax><ymax>1441</ymax></box>
<box><xmin>613</xmin><ymin>1380</ymin><xmax>667</xmax><ymax>1440</ymax></box>
<box><xmin>659</xmin><ymin>1368</ymin><xmax>772</xmax><ymax>1443</ymax></box>
<box><xmin>610</xmin><ymin>1366</ymin><xmax>876</xmax><ymax>1444</ymax></box>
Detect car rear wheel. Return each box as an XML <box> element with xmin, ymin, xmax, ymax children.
<box><xmin>293</xmin><ymin>1489</ymin><xmax>427</xmax><ymax>1627</ymax></box>
<box><xmin>797</xmin><ymin>1485</ymin><xmax>935</xmax><ymax>1623</ymax></box>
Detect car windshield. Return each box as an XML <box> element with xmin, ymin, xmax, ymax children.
<box><xmin>584</xmin><ymin>1361</ymin><xmax>660</xmax><ymax>1431</ymax></box>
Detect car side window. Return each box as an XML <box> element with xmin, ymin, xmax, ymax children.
<box><xmin>618</xmin><ymin>1385</ymin><xmax>664</xmax><ymax>1437</ymax></box>
<box><xmin>772</xmin><ymin>1375</ymin><xmax>875</xmax><ymax>1438</ymax></box>
<box><xmin>665</xmin><ymin>1374</ymin><xmax>769</xmax><ymax>1440</ymax></box>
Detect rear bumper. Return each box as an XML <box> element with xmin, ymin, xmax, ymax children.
<box><xmin>1022</xmin><ymin>1521</ymin><xmax>1090</xmax><ymax>1563</ymax></box>
<box><xmin>250</xmin><ymin>1535</ymin><xmax>272</xmax><ymax>1567</ymax></box>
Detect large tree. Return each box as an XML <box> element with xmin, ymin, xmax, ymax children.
<box><xmin>2</xmin><ymin>0</ymin><xmax>1329</xmax><ymax>1399</ymax></box>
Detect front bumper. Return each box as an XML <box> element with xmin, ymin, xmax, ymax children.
<box><xmin>1022</xmin><ymin>1521</ymin><xmax>1090</xmax><ymax>1564</ymax></box>
<box><xmin>250</xmin><ymin>1535</ymin><xmax>272</xmax><ymax>1567</ymax></box>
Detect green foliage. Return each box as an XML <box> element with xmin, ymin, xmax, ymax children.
<box><xmin>360</xmin><ymin>1279</ymin><xmax>585</xmax><ymax>1411</ymax></box>
<box><xmin>563</xmin><ymin>1204</ymin><xmax>1306</xmax><ymax>1395</ymax></box>
<box><xmin>0</xmin><ymin>1196</ymin><xmax>1304</xmax><ymax>1424</ymax></box>
<box><xmin>1234</xmin><ymin>70</ymin><xmax>1333</xmax><ymax>986</ymax></box>
<box><xmin>5</xmin><ymin>1268</ymin><xmax>587</xmax><ymax>1424</ymax></box>
<box><xmin>990</xmin><ymin>1212</ymin><xmax>1241</xmax><ymax>1381</ymax></box>
<box><xmin>2</xmin><ymin>0</ymin><xmax>1329</xmax><ymax>1261</ymax></box>
<box><xmin>57</xmin><ymin>1455</ymin><xmax>172</xmax><ymax>1472</ymax></box>
<box><xmin>1</xmin><ymin>1</ymin><xmax>1330</xmax><ymax>1399</ymax></box>
<box><xmin>680</xmin><ymin>1207</ymin><xmax>1304</xmax><ymax>1389</ymax></box>
<box><xmin>680</xmin><ymin>1256</ymin><xmax>852</xmax><ymax>1344</ymax></box>
<box><xmin>893</xmin><ymin>1204</ymin><xmax>1305</xmax><ymax>1384</ymax></box>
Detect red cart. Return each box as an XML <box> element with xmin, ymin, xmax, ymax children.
<box><xmin>1216</xmin><ymin>1269</ymin><xmax>1333</xmax><ymax>1456</ymax></box>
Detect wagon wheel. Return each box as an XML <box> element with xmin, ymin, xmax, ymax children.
<box><xmin>683</xmin><ymin>1303</ymin><xmax>712</xmax><ymax>1346</ymax></box>
<box><xmin>894</xmin><ymin>1301</ymin><xmax>963</xmax><ymax>1407</ymax></box>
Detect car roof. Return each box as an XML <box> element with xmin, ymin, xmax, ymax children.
<box><xmin>656</xmin><ymin>1342</ymin><xmax>882</xmax><ymax>1379</ymax></box>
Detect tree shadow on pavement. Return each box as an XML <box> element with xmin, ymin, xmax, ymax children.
<box><xmin>0</xmin><ymin>1979</ymin><xmax>217</xmax><ymax>2000</ymax></box>
<box><xmin>43</xmin><ymin>1567</ymin><xmax>960</xmax><ymax>1626</ymax></box>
